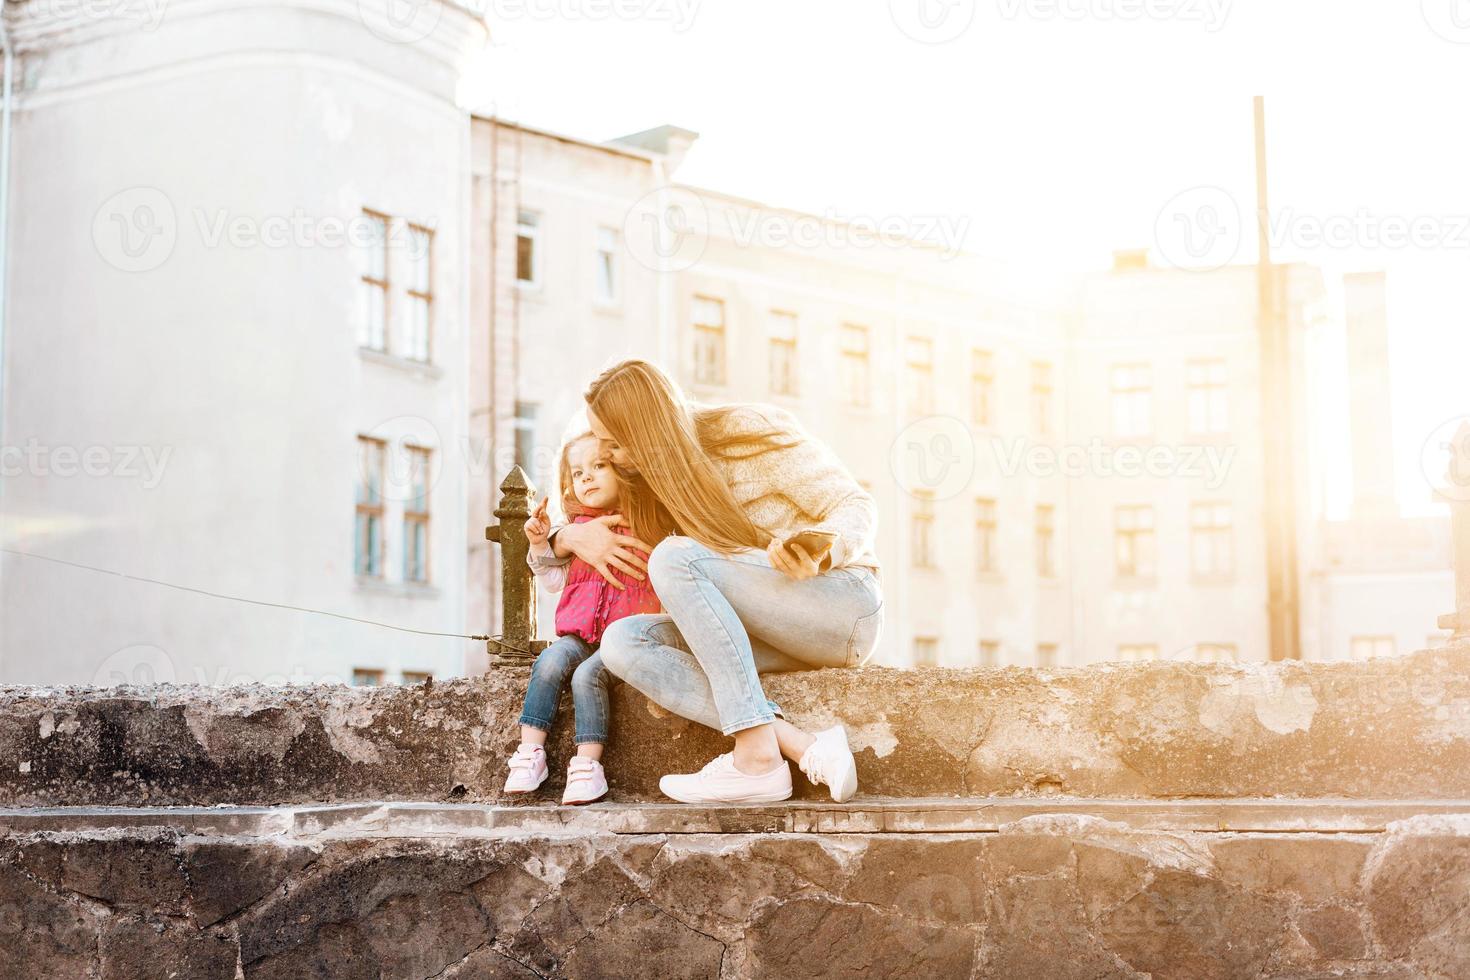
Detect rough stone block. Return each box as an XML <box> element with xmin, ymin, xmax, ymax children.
<box><xmin>0</xmin><ymin>811</ymin><xmax>1468</xmax><ymax>978</ymax></box>
<box><xmin>1</xmin><ymin>644</ymin><xmax>1468</xmax><ymax>805</ymax></box>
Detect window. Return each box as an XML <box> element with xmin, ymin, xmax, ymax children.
<box><xmin>840</xmin><ymin>323</ymin><xmax>871</xmax><ymax>408</ymax></box>
<box><xmin>516</xmin><ymin>210</ymin><xmax>540</xmax><ymax>286</ymax></box>
<box><xmin>975</xmin><ymin>497</ymin><xmax>998</xmax><ymax>574</ymax></box>
<box><xmin>403</xmin><ymin>445</ymin><xmax>431</xmax><ymax>584</ymax></box>
<box><xmin>405</xmin><ymin>224</ymin><xmax>433</xmax><ymax>362</ymax></box>
<box><xmin>359</xmin><ymin>210</ymin><xmax>389</xmax><ymax>351</ymax></box>
<box><xmin>906</xmin><ymin>336</ymin><xmax>934</xmax><ymax>416</ymax></box>
<box><xmin>355</xmin><ymin>436</ymin><xmax>386</xmax><ymax>578</ymax></box>
<box><xmin>1349</xmin><ymin>635</ymin><xmax>1395</xmax><ymax>660</ymax></box>
<box><xmin>1037</xmin><ymin>643</ymin><xmax>1058</xmax><ymax>668</ymax></box>
<box><xmin>401</xmin><ymin>670</ymin><xmax>433</xmax><ymax>685</ymax></box>
<box><xmin>1116</xmin><ymin>644</ymin><xmax>1159</xmax><ymax>662</ymax></box>
<box><xmin>977</xmin><ymin>640</ymin><xmax>1000</xmax><ymax>667</ymax></box>
<box><xmin>768</xmin><ymin>311</ymin><xmax>799</xmax><ymax>397</ymax></box>
<box><xmin>352</xmin><ymin>668</ymin><xmax>385</xmax><ymax>686</ymax></box>
<box><xmin>913</xmin><ymin>636</ymin><xmax>939</xmax><ymax>667</ymax></box>
<box><xmin>595</xmin><ymin>227</ymin><xmax>619</xmax><ymax>303</ymax></box>
<box><xmin>692</xmin><ymin>296</ymin><xmax>726</xmax><ymax>386</ymax></box>
<box><xmin>1035</xmin><ymin>504</ymin><xmax>1055</xmax><ymax>577</ymax></box>
<box><xmin>1187</xmin><ymin>359</ymin><xmax>1228</xmax><ymax>435</ymax></box>
<box><xmin>971</xmin><ymin>349</ymin><xmax>995</xmax><ymax>427</ymax></box>
<box><xmin>1110</xmin><ymin>363</ymin><xmax>1152</xmax><ymax>438</ymax></box>
<box><xmin>1190</xmin><ymin>502</ymin><xmax>1233</xmax><ymax>577</ymax></box>
<box><xmin>1031</xmin><ymin>360</ymin><xmax>1053</xmax><ymax>435</ymax></box>
<box><xmin>911</xmin><ymin>491</ymin><xmax>935</xmax><ymax>568</ymax></box>
<box><xmin>1192</xmin><ymin>643</ymin><xmax>1238</xmax><ymax>662</ymax></box>
<box><xmin>1115</xmin><ymin>504</ymin><xmax>1156</xmax><ymax>579</ymax></box>
<box><xmin>514</xmin><ymin>402</ymin><xmax>538</xmax><ymax>473</ymax></box>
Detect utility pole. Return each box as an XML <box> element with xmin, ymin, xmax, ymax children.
<box><xmin>1254</xmin><ymin>96</ymin><xmax>1302</xmax><ymax>661</ymax></box>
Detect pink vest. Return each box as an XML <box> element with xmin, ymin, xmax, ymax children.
<box><xmin>554</xmin><ymin>510</ymin><xmax>662</xmax><ymax>645</ymax></box>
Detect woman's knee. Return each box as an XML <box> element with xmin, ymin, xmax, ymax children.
<box><xmin>647</xmin><ymin>535</ymin><xmax>703</xmax><ymax>593</ymax></box>
<box><xmin>597</xmin><ymin>617</ymin><xmax>648</xmax><ymax>679</ymax></box>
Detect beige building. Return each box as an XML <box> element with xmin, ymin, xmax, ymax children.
<box><xmin>467</xmin><ymin>121</ymin><xmax>1450</xmax><ymax>670</ymax></box>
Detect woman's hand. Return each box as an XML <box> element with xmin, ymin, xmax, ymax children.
<box><xmin>767</xmin><ymin>536</ymin><xmax>821</xmax><ymax>581</ymax></box>
<box><xmin>557</xmin><ymin>515</ymin><xmax>653</xmax><ymax>590</ymax></box>
<box><xmin>523</xmin><ymin>497</ymin><xmax>550</xmax><ymax>547</ymax></box>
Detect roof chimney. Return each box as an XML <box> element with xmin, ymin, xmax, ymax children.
<box><xmin>607</xmin><ymin>124</ymin><xmax>699</xmax><ymax>174</ymax></box>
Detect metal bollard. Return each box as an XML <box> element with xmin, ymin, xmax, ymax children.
<box><xmin>485</xmin><ymin>466</ymin><xmax>548</xmax><ymax>665</ymax></box>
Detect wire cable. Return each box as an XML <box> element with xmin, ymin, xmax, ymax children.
<box><xmin>0</xmin><ymin>547</ymin><xmax>494</xmax><ymax>641</ymax></box>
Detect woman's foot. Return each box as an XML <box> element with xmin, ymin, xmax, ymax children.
<box><xmin>798</xmin><ymin>725</ymin><xmax>859</xmax><ymax>802</ymax></box>
<box><xmin>562</xmin><ymin>756</ymin><xmax>609</xmax><ymax>805</ymax></box>
<box><xmin>503</xmin><ymin>743</ymin><xmax>548</xmax><ymax>794</ymax></box>
<box><xmin>659</xmin><ymin>752</ymin><xmax>792</xmax><ymax>804</ymax></box>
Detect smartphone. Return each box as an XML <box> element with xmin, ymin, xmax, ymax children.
<box><xmin>784</xmin><ymin>529</ymin><xmax>838</xmax><ymax>561</ymax></box>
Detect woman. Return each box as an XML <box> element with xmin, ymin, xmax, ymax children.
<box><xmin>542</xmin><ymin>359</ymin><xmax>884</xmax><ymax>804</ymax></box>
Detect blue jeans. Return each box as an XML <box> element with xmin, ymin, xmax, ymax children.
<box><xmin>517</xmin><ymin>634</ymin><xmax>613</xmax><ymax>744</ymax></box>
<box><xmin>598</xmin><ymin>536</ymin><xmax>884</xmax><ymax>736</ymax></box>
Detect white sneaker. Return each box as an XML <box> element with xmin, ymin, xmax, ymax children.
<box><xmin>798</xmin><ymin>725</ymin><xmax>859</xmax><ymax>802</ymax></box>
<box><xmin>503</xmin><ymin>743</ymin><xmax>548</xmax><ymax>794</ymax></box>
<box><xmin>561</xmin><ymin>756</ymin><xmax>609</xmax><ymax>805</ymax></box>
<box><xmin>659</xmin><ymin>752</ymin><xmax>793</xmax><ymax>804</ymax></box>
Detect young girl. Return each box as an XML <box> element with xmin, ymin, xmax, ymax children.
<box><xmin>502</xmin><ymin>432</ymin><xmax>662</xmax><ymax>804</ymax></box>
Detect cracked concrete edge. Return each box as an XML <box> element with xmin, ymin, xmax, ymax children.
<box><xmin>2</xmin><ymin>644</ymin><xmax>1469</xmax><ymax>804</ymax></box>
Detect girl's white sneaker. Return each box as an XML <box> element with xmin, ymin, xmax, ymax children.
<box><xmin>561</xmin><ymin>756</ymin><xmax>609</xmax><ymax>805</ymax></box>
<box><xmin>503</xmin><ymin>743</ymin><xmax>548</xmax><ymax>794</ymax></box>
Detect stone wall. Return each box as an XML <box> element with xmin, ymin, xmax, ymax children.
<box><xmin>4</xmin><ymin>809</ymin><xmax>1468</xmax><ymax>978</ymax></box>
<box><xmin>3</xmin><ymin>645</ymin><xmax>1468</xmax><ymax>806</ymax></box>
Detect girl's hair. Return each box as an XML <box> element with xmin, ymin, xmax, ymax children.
<box><xmin>583</xmin><ymin>359</ymin><xmax>801</xmax><ymax>555</ymax></box>
<box><xmin>555</xmin><ymin>432</ymin><xmax>619</xmax><ymax>522</ymax></box>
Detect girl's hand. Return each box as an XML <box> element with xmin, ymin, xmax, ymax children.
<box><xmin>768</xmin><ymin>535</ymin><xmax>820</xmax><ymax>581</ymax></box>
<box><xmin>557</xmin><ymin>514</ymin><xmax>653</xmax><ymax>590</ymax></box>
<box><xmin>523</xmin><ymin>497</ymin><xmax>551</xmax><ymax>546</ymax></box>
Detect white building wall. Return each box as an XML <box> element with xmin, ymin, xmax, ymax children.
<box><xmin>1</xmin><ymin>2</ymin><xmax>487</xmax><ymax>685</ymax></box>
<box><xmin>467</xmin><ymin>120</ymin><xmax>672</xmax><ymax>646</ymax></box>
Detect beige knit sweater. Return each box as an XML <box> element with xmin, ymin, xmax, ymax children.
<box><xmin>700</xmin><ymin>401</ymin><xmax>881</xmax><ymax>576</ymax></box>
<box><xmin>545</xmin><ymin>402</ymin><xmax>881</xmax><ymax>577</ymax></box>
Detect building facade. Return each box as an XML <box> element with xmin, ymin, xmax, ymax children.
<box><xmin>0</xmin><ymin>13</ymin><xmax>1445</xmax><ymax>684</ymax></box>
<box><xmin>468</xmin><ymin>121</ymin><xmax>1450</xmax><ymax>670</ymax></box>
<box><xmin>0</xmin><ymin>1</ymin><xmax>486</xmax><ymax>685</ymax></box>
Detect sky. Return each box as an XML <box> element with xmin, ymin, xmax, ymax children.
<box><xmin>464</xmin><ymin>0</ymin><xmax>1470</xmax><ymax>517</ymax></box>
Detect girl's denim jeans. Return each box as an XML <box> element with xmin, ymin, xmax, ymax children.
<box><xmin>516</xmin><ymin>634</ymin><xmax>613</xmax><ymax>744</ymax></box>
<box><xmin>598</xmin><ymin>535</ymin><xmax>884</xmax><ymax>736</ymax></box>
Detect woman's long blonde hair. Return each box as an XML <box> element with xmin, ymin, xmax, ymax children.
<box><xmin>584</xmin><ymin>359</ymin><xmax>799</xmax><ymax>555</ymax></box>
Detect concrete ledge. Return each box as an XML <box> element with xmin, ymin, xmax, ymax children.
<box><xmin>2</xmin><ymin>645</ymin><xmax>1468</xmax><ymax>805</ymax></box>
<box><xmin>3</xmin><ymin>809</ymin><xmax>1469</xmax><ymax>977</ymax></box>
<box><xmin>3</xmin><ymin>798</ymin><xmax>1469</xmax><ymax>837</ymax></box>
